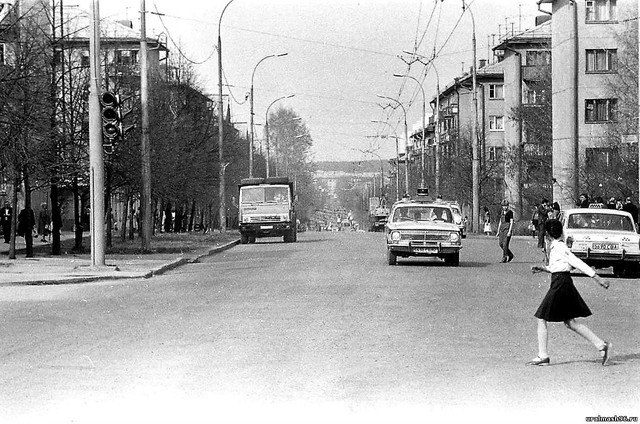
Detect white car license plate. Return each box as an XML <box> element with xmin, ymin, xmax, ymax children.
<box><xmin>414</xmin><ymin>247</ymin><xmax>438</xmax><ymax>254</ymax></box>
<box><xmin>592</xmin><ymin>242</ymin><xmax>619</xmax><ymax>250</ymax></box>
<box><xmin>261</xmin><ymin>225</ymin><xmax>273</xmax><ymax>230</ymax></box>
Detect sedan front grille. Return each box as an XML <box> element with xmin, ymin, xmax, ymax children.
<box><xmin>400</xmin><ymin>231</ymin><xmax>450</xmax><ymax>242</ymax></box>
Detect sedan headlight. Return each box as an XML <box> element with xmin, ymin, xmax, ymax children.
<box><xmin>449</xmin><ymin>232</ymin><xmax>461</xmax><ymax>243</ymax></box>
<box><xmin>390</xmin><ymin>231</ymin><xmax>402</xmax><ymax>242</ymax></box>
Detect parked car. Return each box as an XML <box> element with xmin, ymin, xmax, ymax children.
<box><xmin>385</xmin><ymin>191</ymin><xmax>462</xmax><ymax>266</ymax></box>
<box><xmin>559</xmin><ymin>207</ymin><xmax>640</xmax><ymax>277</ymax></box>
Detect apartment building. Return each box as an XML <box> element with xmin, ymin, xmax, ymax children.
<box><xmin>538</xmin><ymin>0</ymin><xmax>637</xmax><ymax>209</ymax></box>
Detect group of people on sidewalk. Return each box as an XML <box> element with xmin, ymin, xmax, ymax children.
<box><xmin>1</xmin><ymin>201</ymin><xmax>53</xmax><ymax>244</ymax></box>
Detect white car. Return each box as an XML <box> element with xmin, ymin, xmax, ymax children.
<box><xmin>386</xmin><ymin>196</ymin><xmax>462</xmax><ymax>266</ymax></box>
<box><xmin>559</xmin><ymin>207</ymin><xmax>640</xmax><ymax>277</ymax></box>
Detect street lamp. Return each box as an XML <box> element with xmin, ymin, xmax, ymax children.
<box><xmin>250</xmin><ymin>53</ymin><xmax>288</xmax><ymax>178</ymax></box>
<box><xmin>393</xmin><ymin>73</ymin><xmax>426</xmax><ymax>188</ymax></box>
<box><xmin>371</xmin><ymin>120</ymin><xmax>401</xmax><ymax>200</ymax></box>
<box><xmin>265</xmin><ymin>94</ymin><xmax>295</xmax><ymax>178</ymax></box>
<box><xmin>462</xmin><ymin>0</ymin><xmax>480</xmax><ymax>234</ymax></box>
<box><xmin>217</xmin><ymin>0</ymin><xmax>234</xmax><ymax>232</ymax></box>
<box><xmin>377</xmin><ymin>95</ymin><xmax>410</xmax><ymax>197</ymax></box>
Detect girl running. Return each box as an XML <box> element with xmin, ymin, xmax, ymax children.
<box><xmin>529</xmin><ymin>219</ymin><xmax>612</xmax><ymax>366</ymax></box>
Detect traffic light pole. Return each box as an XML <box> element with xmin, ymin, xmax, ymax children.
<box><xmin>89</xmin><ymin>0</ymin><xmax>105</xmax><ymax>266</ymax></box>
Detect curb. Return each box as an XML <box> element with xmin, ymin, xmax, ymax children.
<box><xmin>4</xmin><ymin>239</ymin><xmax>240</xmax><ymax>286</ymax></box>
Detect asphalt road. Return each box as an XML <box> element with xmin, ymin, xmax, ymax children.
<box><xmin>1</xmin><ymin>232</ymin><xmax>638</xmax><ymax>424</ymax></box>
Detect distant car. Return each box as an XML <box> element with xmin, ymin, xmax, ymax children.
<box><xmin>559</xmin><ymin>207</ymin><xmax>640</xmax><ymax>277</ymax></box>
<box><xmin>385</xmin><ymin>194</ymin><xmax>462</xmax><ymax>266</ymax></box>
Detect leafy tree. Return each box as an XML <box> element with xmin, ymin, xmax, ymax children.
<box><xmin>267</xmin><ymin>106</ymin><xmax>317</xmax><ymax>223</ymax></box>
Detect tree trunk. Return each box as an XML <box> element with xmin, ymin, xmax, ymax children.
<box><xmin>72</xmin><ymin>176</ymin><xmax>84</xmax><ymax>252</ymax></box>
<box><xmin>22</xmin><ymin>166</ymin><xmax>33</xmax><ymax>258</ymax></box>
<box><xmin>8</xmin><ymin>173</ymin><xmax>18</xmax><ymax>260</ymax></box>
<box><xmin>50</xmin><ymin>181</ymin><xmax>61</xmax><ymax>255</ymax></box>
<box><xmin>121</xmin><ymin>192</ymin><xmax>129</xmax><ymax>243</ymax></box>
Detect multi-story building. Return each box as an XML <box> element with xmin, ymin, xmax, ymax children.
<box><xmin>411</xmin><ymin>19</ymin><xmax>552</xmax><ymax>224</ymax></box>
<box><xmin>538</xmin><ymin>0</ymin><xmax>637</xmax><ymax>209</ymax></box>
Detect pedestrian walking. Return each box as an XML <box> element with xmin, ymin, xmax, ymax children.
<box><xmin>529</xmin><ymin>219</ymin><xmax>612</xmax><ymax>366</ymax></box>
<box><xmin>1</xmin><ymin>201</ymin><xmax>12</xmax><ymax>243</ymax></box>
<box><xmin>497</xmin><ymin>199</ymin><xmax>514</xmax><ymax>263</ymax></box>
<box><xmin>38</xmin><ymin>203</ymin><xmax>51</xmax><ymax>242</ymax></box>
<box><xmin>536</xmin><ymin>199</ymin><xmax>549</xmax><ymax>249</ymax></box>
<box><xmin>578</xmin><ymin>193</ymin><xmax>590</xmax><ymax>208</ymax></box>
<box><xmin>622</xmin><ymin>196</ymin><xmax>638</xmax><ymax>227</ymax></box>
<box><xmin>548</xmin><ymin>201</ymin><xmax>561</xmax><ymax>220</ymax></box>
<box><xmin>17</xmin><ymin>207</ymin><xmax>35</xmax><ymax>239</ymax></box>
<box><xmin>530</xmin><ymin>204</ymin><xmax>539</xmax><ymax>238</ymax></box>
<box><xmin>483</xmin><ymin>206</ymin><xmax>492</xmax><ymax>235</ymax></box>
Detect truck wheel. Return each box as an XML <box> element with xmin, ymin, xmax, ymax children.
<box><xmin>445</xmin><ymin>253</ymin><xmax>460</xmax><ymax>266</ymax></box>
<box><xmin>284</xmin><ymin>230</ymin><xmax>294</xmax><ymax>243</ymax></box>
<box><xmin>387</xmin><ymin>249</ymin><xmax>397</xmax><ymax>265</ymax></box>
<box><xmin>240</xmin><ymin>233</ymin><xmax>249</xmax><ymax>244</ymax></box>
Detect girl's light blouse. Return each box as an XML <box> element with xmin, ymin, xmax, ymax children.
<box><xmin>546</xmin><ymin>239</ymin><xmax>596</xmax><ymax>277</ymax></box>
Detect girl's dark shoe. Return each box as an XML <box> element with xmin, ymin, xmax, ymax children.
<box><xmin>600</xmin><ymin>342</ymin><xmax>612</xmax><ymax>366</ymax></box>
<box><xmin>526</xmin><ymin>356</ymin><xmax>550</xmax><ymax>366</ymax></box>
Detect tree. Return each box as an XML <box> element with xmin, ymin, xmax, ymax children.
<box><xmin>508</xmin><ymin>64</ymin><xmax>553</xmax><ymax>209</ymax></box>
<box><xmin>267</xmin><ymin>106</ymin><xmax>317</xmax><ymax>223</ymax></box>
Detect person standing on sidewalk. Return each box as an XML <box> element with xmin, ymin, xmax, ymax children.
<box><xmin>38</xmin><ymin>203</ymin><xmax>51</xmax><ymax>242</ymax></box>
<box><xmin>1</xmin><ymin>201</ymin><xmax>12</xmax><ymax>243</ymax></box>
<box><xmin>497</xmin><ymin>199</ymin><xmax>514</xmax><ymax>263</ymax></box>
<box><xmin>529</xmin><ymin>219</ymin><xmax>612</xmax><ymax>366</ymax></box>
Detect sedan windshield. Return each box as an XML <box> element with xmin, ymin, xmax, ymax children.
<box><xmin>391</xmin><ymin>206</ymin><xmax>453</xmax><ymax>223</ymax></box>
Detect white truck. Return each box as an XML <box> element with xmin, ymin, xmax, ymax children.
<box><xmin>238</xmin><ymin>177</ymin><xmax>297</xmax><ymax>244</ymax></box>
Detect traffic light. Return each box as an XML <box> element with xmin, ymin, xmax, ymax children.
<box><xmin>100</xmin><ymin>91</ymin><xmax>122</xmax><ymax>144</ymax></box>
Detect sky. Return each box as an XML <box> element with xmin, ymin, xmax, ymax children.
<box><xmin>79</xmin><ymin>0</ymin><xmax>544</xmax><ymax>163</ymax></box>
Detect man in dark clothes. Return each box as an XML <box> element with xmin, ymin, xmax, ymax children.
<box><xmin>1</xmin><ymin>201</ymin><xmax>12</xmax><ymax>243</ymax></box>
<box><xmin>622</xmin><ymin>197</ymin><xmax>639</xmax><ymax>227</ymax></box>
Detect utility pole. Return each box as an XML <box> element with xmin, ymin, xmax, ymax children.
<box><xmin>463</xmin><ymin>0</ymin><xmax>480</xmax><ymax>234</ymax></box>
<box><xmin>140</xmin><ymin>0</ymin><xmax>152</xmax><ymax>250</ymax></box>
<box><xmin>217</xmin><ymin>0</ymin><xmax>234</xmax><ymax>232</ymax></box>
<box><xmin>89</xmin><ymin>0</ymin><xmax>105</xmax><ymax>266</ymax></box>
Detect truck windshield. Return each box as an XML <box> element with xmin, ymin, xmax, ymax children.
<box><xmin>241</xmin><ymin>186</ymin><xmax>290</xmax><ymax>204</ymax></box>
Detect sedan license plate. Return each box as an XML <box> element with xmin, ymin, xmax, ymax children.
<box><xmin>592</xmin><ymin>242</ymin><xmax>619</xmax><ymax>251</ymax></box>
<box><xmin>261</xmin><ymin>225</ymin><xmax>273</xmax><ymax>230</ymax></box>
<box><xmin>414</xmin><ymin>247</ymin><xmax>438</xmax><ymax>254</ymax></box>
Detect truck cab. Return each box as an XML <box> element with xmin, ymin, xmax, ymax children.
<box><xmin>238</xmin><ymin>177</ymin><xmax>297</xmax><ymax>244</ymax></box>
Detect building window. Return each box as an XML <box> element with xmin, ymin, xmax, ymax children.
<box><xmin>489</xmin><ymin>116</ymin><xmax>504</xmax><ymax>131</ymax></box>
<box><xmin>526</xmin><ymin>50</ymin><xmax>550</xmax><ymax>66</ymax></box>
<box><xmin>81</xmin><ymin>50</ymin><xmax>90</xmax><ymax>68</ymax></box>
<box><xmin>585</xmin><ymin>99</ymin><xmax>617</xmax><ymax>123</ymax></box>
<box><xmin>488</xmin><ymin>146</ymin><xmax>503</xmax><ymax>162</ymax></box>
<box><xmin>586</xmin><ymin>49</ymin><xmax>617</xmax><ymax>73</ymax></box>
<box><xmin>489</xmin><ymin>84</ymin><xmax>504</xmax><ymax>100</ymax></box>
<box><xmin>115</xmin><ymin>50</ymin><xmax>138</xmax><ymax>65</ymax></box>
<box><xmin>586</xmin><ymin>147</ymin><xmax>616</xmax><ymax>169</ymax></box>
<box><xmin>586</xmin><ymin>0</ymin><xmax>617</xmax><ymax>22</ymax></box>
<box><xmin>523</xmin><ymin>88</ymin><xmax>548</xmax><ymax>105</ymax></box>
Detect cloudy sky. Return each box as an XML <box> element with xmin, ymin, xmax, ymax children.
<box><xmin>79</xmin><ymin>0</ymin><xmax>544</xmax><ymax>162</ymax></box>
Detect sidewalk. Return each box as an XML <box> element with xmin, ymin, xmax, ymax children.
<box><xmin>0</xmin><ymin>231</ymin><xmax>240</xmax><ymax>286</ymax></box>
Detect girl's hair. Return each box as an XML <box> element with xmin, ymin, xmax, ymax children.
<box><xmin>545</xmin><ymin>219</ymin><xmax>563</xmax><ymax>239</ymax></box>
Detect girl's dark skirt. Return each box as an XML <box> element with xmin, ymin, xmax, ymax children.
<box><xmin>534</xmin><ymin>272</ymin><xmax>592</xmax><ymax>322</ymax></box>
